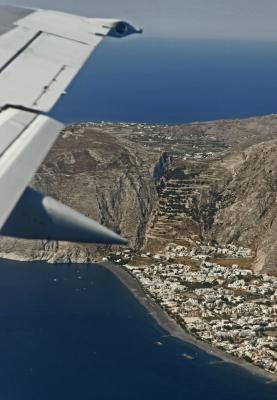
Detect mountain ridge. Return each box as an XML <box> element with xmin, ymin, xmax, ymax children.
<box><xmin>0</xmin><ymin>115</ymin><xmax>276</xmax><ymax>272</ymax></box>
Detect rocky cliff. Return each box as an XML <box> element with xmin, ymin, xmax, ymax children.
<box><xmin>0</xmin><ymin>116</ymin><xmax>276</xmax><ymax>272</ymax></box>
<box><xmin>0</xmin><ymin>125</ymin><xmax>158</xmax><ymax>263</ymax></box>
<box><xmin>210</xmin><ymin>139</ymin><xmax>277</xmax><ymax>273</ymax></box>
<box><xmin>128</xmin><ymin>116</ymin><xmax>277</xmax><ymax>273</ymax></box>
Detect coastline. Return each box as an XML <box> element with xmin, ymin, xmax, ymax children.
<box><xmin>99</xmin><ymin>261</ymin><xmax>277</xmax><ymax>384</ymax></box>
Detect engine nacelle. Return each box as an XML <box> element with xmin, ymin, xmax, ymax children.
<box><xmin>108</xmin><ymin>21</ymin><xmax>143</xmax><ymax>38</ymax></box>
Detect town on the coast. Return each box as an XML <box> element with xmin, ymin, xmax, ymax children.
<box><xmin>73</xmin><ymin>121</ymin><xmax>277</xmax><ymax>376</ymax></box>
<box><xmin>106</xmin><ymin>244</ymin><xmax>277</xmax><ymax>375</ymax></box>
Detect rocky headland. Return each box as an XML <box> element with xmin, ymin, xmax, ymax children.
<box><xmin>0</xmin><ymin>115</ymin><xmax>276</xmax><ymax>274</ymax></box>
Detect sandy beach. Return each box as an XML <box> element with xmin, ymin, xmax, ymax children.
<box><xmin>99</xmin><ymin>262</ymin><xmax>277</xmax><ymax>384</ymax></box>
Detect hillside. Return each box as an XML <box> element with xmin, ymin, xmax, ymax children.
<box><xmin>0</xmin><ymin>125</ymin><xmax>158</xmax><ymax>263</ymax></box>
<box><xmin>210</xmin><ymin>139</ymin><xmax>277</xmax><ymax>273</ymax></box>
<box><xmin>0</xmin><ymin>115</ymin><xmax>276</xmax><ymax>272</ymax></box>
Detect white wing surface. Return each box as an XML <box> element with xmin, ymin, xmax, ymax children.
<box><xmin>0</xmin><ymin>5</ymin><xmax>142</xmax><ymax>244</ymax></box>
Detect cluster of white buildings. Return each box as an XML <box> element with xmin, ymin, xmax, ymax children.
<box><xmin>183</xmin><ymin>152</ymin><xmax>215</xmax><ymax>160</ymax></box>
<box><xmin>116</xmin><ymin>245</ymin><xmax>277</xmax><ymax>375</ymax></box>
<box><xmin>160</xmin><ymin>243</ymin><xmax>252</xmax><ymax>261</ymax></box>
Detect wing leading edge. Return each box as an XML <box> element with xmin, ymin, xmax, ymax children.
<box><xmin>0</xmin><ymin>6</ymin><xmax>142</xmax><ymax>244</ymax></box>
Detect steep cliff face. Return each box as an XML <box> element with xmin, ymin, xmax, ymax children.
<box><xmin>0</xmin><ymin>117</ymin><xmax>276</xmax><ymax>272</ymax></box>
<box><xmin>0</xmin><ymin>126</ymin><xmax>158</xmax><ymax>263</ymax></box>
<box><xmin>136</xmin><ymin>117</ymin><xmax>277</xmax><ymax>273</ymax></box>
<box><xmin>209</xmin><ymin>139</ymin><xmax>277</xmax><ymax>272</ymax></box>
<box><xmin>153</xmin><ymin>152</ymin><xmax>172</xmax><ymax>181</ymax></box>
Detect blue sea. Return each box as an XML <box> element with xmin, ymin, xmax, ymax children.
<box><xmin>0</xmin><ymin>260</ymin><xmax>275</xmax><ymax>400</ymax></box>
<box><xmin>51</xmin><ymin>37</ymin><xmax>277</xmax><ymax>124</ymax></box>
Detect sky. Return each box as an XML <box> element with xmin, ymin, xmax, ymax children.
<box><xmin>1</xmin><ymin>0</ymin><xmax>277</xmax><ymax>40</ymax></box>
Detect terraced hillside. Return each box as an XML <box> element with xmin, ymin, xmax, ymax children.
<box><xmin>108</xmin><ymin>116</ymin><xmax>277</xmax><ymax>273</ymax></box>
<box><xmin>0</xmin><ymin>115</ymin><xmax>276</xmax><ymax>272</ymax></box>
<box><xmin>145</xmin><ymin>157</ymin><xmax>222</xmax><ymax>251</ymax></box>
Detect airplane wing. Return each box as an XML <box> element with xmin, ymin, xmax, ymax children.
<box><xmin>0</xmin><ymin>5</ymin><xmax>142</xmax><ymax>245</ymax></box>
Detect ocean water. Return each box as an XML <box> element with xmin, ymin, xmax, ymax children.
<box><xmin>0</xmin><ymin>260</ymin><xmax>275</xmax><ymax>400</ymax></box>
<box><xmin>50</xmin><ymin>37</ymin><xmax>277</xmax><ymax>125</ymax></box>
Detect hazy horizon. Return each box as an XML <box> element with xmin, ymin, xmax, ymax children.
<box><xmin>50</xmin><ymin>37</ymin><xmax>277</xmax><ymax>125</ymax></box>
<box><xmin>1</xmin><ymin>0</ymin><xmax>277</xmax><ymax>40</ymax></box>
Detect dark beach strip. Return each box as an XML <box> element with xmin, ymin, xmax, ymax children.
<box><xmin>99</xmin><ymin>262</ymin><xmax>276</xmax><ymax>384</ymax></box>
